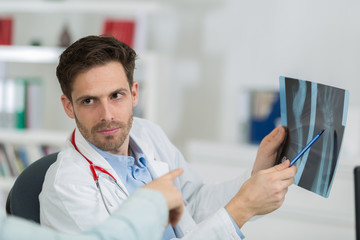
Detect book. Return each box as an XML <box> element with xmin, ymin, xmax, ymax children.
<box><xmin>3</xmin><ymin>143</ymin><xmax>20</xmax><ymax>176</ymax></box>
<box><xmin>0</xmin><ymin>17</ymin><xmax>13</xmax><ymax>45</ymax></box>
<box><xmin>102</xmin><ymin>19</ymin><xmax>136</xmax><ymax>48</ymax></box>
<box><xmin>276</xmin><ymin>76</ymin><xmax>349</xmax><ymax>198</ymax></box>
<box><xmin>0</xmin><ymin>144</ymin><xmax>11</xmax><ymax>177</ymax></box>
<box><xmin>15</xmin><ymin>145</ymin><xmax>30</xmax><ymax>169</ymax></box>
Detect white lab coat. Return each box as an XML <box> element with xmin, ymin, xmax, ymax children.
<box><xmin>39</xmin><ymin>118</ymin><xmax>250</xmax><ymax>240</ymax></box>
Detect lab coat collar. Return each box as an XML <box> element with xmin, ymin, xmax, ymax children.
<box><xmin>69</xmin><ymin>128</ymin><xmax>129</xmax><ymax>196</ymax></box>
<box><xmin>129</xmin><ymin>128</ymin><xmax>170</xmax><ymax>178</ymax></box>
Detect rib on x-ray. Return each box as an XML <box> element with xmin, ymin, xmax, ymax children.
<box><xmin>278</xmin><ymin>76</ymin><xmax>349</xmax><ymax>197</ymax></box>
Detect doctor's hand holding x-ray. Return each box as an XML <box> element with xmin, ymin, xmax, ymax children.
<box><xmin>225</xmin><ymin>126</ymin><xmax>297</xmax><ymax>228</ymax></box>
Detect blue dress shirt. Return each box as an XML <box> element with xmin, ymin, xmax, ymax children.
<box><xmin>88</xmin><ymin>141</ymin><xmax>176</xmax><ymax>240</ymax></box>
<box><xmin>225</xmin><ymin>210</ymin><xmax>246</xmax><ymax>239</ymax></box>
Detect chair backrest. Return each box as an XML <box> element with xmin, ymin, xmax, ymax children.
<box><xmin>6</xmin><ymin>152</ymin><xmax>58</xmax><ymax>223</ymax></box>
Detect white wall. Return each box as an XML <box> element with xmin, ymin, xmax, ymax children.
<box><xmin>149</xmin><ymin>0</ymin><xmax>360</xmax><ymax>161</ymax></box>
<box><xmin>139</xmin><ymin>1</ymin><xmax>360</xmax><ymax>160</ymax></box>
<box><xmin>164</xmin><ymin>1</ymin><xmax>359</xmax><ymax>239</ymax></box>
<box><xmin>208</xmin><ymin>0</ymin><xmax>360</xmax><ymax>145</ymax></box>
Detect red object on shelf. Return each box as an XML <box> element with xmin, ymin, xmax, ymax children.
<box><xmin>102</xmin><ymin>19</ymin><xmax>135</xmax><ymax>48</ymax></box>
<box><xmin>0</xmin><ymin>17</ymin><xmax>13</xmax><ymax>45</ymax></box>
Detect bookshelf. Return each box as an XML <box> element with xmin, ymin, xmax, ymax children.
<box><xmin>0</xmin><ymin>46</ymin><xmax>63</xmax><ymax>63</ymax></box>
<box><xmin>0</xmin><ymin>1</ymin><xmax>170</xmax><ymax>14</ymax></box>
<box><xmin>0</xmin><ymin>1</ymin><xmax>170</xmax><ymax>198</ymax></box>
<box><xmin>0</xmin><ymin>129</ymin><xmax>68</xmax><ymax>197</ymax></box>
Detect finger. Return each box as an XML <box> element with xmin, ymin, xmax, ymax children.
<box><xmin>281</xmin><ymin>177</ymin><xmax>295</xmax><ymax>187</ymax></box>
<box><xmin>278</xmin><ymin>167</ymin><xmax>297</xmax><ymax>181</ymax></box>
<box><xmin>161</xmin><ymin>168</ymin><xmax>184</xmax><ymax>181</ymax></box>
<box><xmin>264</xmin><ymin>159</ymin><xmax>290</xmax><ymax>173</ymax></box>
<box><xmin>169</xmin><ymin>205</ymin><xmax>184</xmax><ymax>227</ymax></box>
<box><xmin>260</xmin><ymin>126</ymin><xmax>286</xmax><ymax>153</ymax></box>
<box><xmin>263</xmin><ymin>160</ymin><xmax>297</xmax><ymax>180</ymax></box>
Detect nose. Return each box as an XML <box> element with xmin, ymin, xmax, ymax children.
<box><xmin>99</xmin><ymin>100</ymin><xmax>114</xmax><ymax>122</ymax></box>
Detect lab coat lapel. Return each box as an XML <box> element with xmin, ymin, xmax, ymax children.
<box><xmin>147</xmin><ymin>158</ymin><xmax>170</xmax><ymax>178</ymax></box>
<box><xmin>131</xmin><ymin>135</ymin><xmax>195</xmax><ymax>236</ymax></box>
<box><xmin>71</xmin><ymin>128</ymin><xmax>129</xmax><ymax>196</ymax></box>
<box><xmin>129</xmin><ymin>130</ymin><xmax>170</xmax><ymax>178</ymax></box>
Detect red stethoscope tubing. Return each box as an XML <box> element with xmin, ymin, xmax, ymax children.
<box><xmin>71</xmin><ymin>129</ymin><xmax>118</xmax><ymax>183</ymax></box>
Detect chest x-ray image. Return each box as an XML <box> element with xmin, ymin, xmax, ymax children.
<box><xmin>277</xmin><ymin>76</ymin><xmax>349</xmax><ymax>197</ymax></box>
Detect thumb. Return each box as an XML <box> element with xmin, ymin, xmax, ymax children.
<box><xmin>259</xmin><ymin>126</ymin><xmax>286</xmax><ymax>155</ymax></box>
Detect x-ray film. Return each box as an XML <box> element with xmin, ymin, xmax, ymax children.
<box><xmin>277</xmin><ymin>76</ymin><xmax>349</xmax><ymax>198</ymax></box>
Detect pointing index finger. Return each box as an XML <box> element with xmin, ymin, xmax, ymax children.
<box><xmin>162</xmin><ymin>168</ymin><xmax>184</xmax><ymax>181</ymax></box>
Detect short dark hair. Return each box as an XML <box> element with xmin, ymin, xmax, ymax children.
<box><xmin>56</xmin><ymin>35</ymin><xmax>137</xmax><ymax>101</ymax></box>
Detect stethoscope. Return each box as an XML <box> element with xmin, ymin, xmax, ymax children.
<box><xmin>70</xmin><ymin>129</ymin><xmax>128</xmax><ymax>215</ymax></box>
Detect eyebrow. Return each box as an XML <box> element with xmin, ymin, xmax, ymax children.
<box><xmin>74</xmin><ymin>87</ymin><xmax>129</xmax><ymax>104</ymax></box>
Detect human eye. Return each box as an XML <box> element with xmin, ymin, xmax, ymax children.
<box><xmin>82</xmin><ymin>98</ymin><xmax>94</xmax><ymax>105</ymax></box>
<box><xmin>111</xmin><ymin>92</ymin><xmax>123</xmax><ymax>100</ymax></box>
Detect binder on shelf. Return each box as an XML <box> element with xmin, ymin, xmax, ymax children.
<box><xmin>3</xmin><ymin>79</ymin><xmax>16</xmax><ymax>129</ymax></box>
<box><xmin>0</xmin><ymin>17</ymin><xmax>13</xmax><ymax>45</ymax></box>
<box><xmin>102</xmin><ymin>19</ymin><xmax>136</xmax><ymax>48</ymax></box>
<box><xmin>1</xmin><ymin>78</ymin><xmax>39</xmax><ymax>129</ymax></box>
<box><xmin>14</xmin><ymin>79</ymin><xmax>27</xmax><ymax>129</ymax></box>
<box><xmin>26</xmin><ymin>79</ymin><xmax>43</xmax><ymax>129</ymax></box>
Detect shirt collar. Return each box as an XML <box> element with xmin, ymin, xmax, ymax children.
<box><xmin>86</xmin><ymin>136</ymin><xmax>148</xmax><ymax>168</ymax></box>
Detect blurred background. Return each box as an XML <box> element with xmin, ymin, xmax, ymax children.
<box><xmin>0</xmin><ymin>0</ymin><xmax>359</xmax><ymax>239</ymax></box>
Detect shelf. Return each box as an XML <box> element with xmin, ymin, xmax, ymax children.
<box><xmin>0</xmin><ymin>1</ymin><xmax>171</xmax><ymax>14</ymax></box>
<box><xmin>0</xmin><ymin>46</ymin><xmax>64</xmax><ymax>63</ymax></box>
<box><xmin>0</xmin><ymin>128</ymin><xmax>68</xmax><ymax>146</ymax></box>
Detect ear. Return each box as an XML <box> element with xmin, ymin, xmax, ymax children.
<box><xmin>61</xmin><ymin>94</ymin><xmax>75</xmax><ymax>119</ymax></box>
<box><xmin>131</xmin><ymin>81</ymin><xmax>139</xmax><ymax>107</ymax></box>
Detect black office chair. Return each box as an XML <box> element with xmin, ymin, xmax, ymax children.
<box><xmin>355</xmin><ymin>166</ymin><xmax>360</xmax><ymax>240</ymax></box>
<box><xmin>6</xmin><ymin>152</ymin><xmax>58</xmax><ymax>224</ymax></box>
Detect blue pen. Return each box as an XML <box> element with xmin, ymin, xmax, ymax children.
<box><xmin>289</xmin><ymin>129</ymin><xmax>325</xmax><ymax>167</ymax></box>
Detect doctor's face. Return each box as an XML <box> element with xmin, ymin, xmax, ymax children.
<box><xmin>61</xmin><ymin>61</ymin><xmax>138</xmax><ymax>155</ymax></box>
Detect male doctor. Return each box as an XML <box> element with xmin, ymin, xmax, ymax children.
<box><xmin>39</xmin><ymin>35</ymin><xmax>297</xmax><ymax>239</ymax></box>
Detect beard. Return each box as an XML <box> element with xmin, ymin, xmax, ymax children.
<box><xmin>75</xmin><ymin>113</ymin><xmax>133</xmax><ymax>153</ymax></box>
